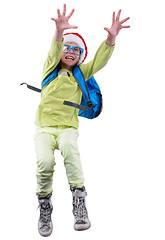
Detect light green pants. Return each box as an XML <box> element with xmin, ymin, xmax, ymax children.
<box><xmin>35</xmin><ymin>126</ymin><xmax>84</xmax><ymax>197</ymax></box>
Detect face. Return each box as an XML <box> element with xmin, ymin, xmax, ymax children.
<box><xmin>61</xmin><ymin>42</ymin><xmax>80</xmax><ymax>70</ymax></box>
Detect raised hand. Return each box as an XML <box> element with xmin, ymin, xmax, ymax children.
<box><xmin>104</xmin><ymin>9</ymin><xmax>130</xmax><ymax>45</ymax></box>
<box><xmin>51</xmin><ymin>4</ymin><xmax>78</xmax><ymax>32</ymax></box>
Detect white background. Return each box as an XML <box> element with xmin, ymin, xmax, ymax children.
<box><xmin>0</xmin><ymin>0</ymin><xmax>165</xmax><ymax>239</ymax></box>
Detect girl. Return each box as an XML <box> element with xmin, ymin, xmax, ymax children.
<box><xmin>35</xmin><ymin>4</ymin><xmax>130</xmax><ymax>237</ymax></box>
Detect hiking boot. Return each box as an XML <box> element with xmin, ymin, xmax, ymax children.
<box><xmin>71</xmin><ymin>187</ymin><xmax>91</xmax><ymax>231</ymax></box>
<box><xmin>37</xmin><ymin>193</ymin><xmax>53</xmax><ymax>237</ymax></box>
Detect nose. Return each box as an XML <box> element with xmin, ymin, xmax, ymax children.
<box><xmin>69</xmin><ymin>48</ymin><xmax>74</xmax><ymax>54</ymax></box>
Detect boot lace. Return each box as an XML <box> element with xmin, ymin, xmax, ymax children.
<box><xmin>73</xmin><ymin>195</ymin><xmax>88</xmax><ymax>222</ymax></box>
<box><xmin>39</xmin><ymin>199</ymin><xmax>52</xmax><ymax>227</ymax></box>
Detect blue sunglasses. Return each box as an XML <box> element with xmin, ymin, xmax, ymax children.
<box><xmin>63</xmin><ymin>44</ymin><xmax>84</xmax><ymax>56</ymax></box>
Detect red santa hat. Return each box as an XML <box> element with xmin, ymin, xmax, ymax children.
<box><xmin>63</xmin><ymin>32</ymin><xmax>88</xmax><ymax>65</ymax></box>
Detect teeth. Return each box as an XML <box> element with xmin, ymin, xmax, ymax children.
<box><xmin>66</xmin><ymin>56</ymin><xmax>74</xmax><ymax>60</ymax></box>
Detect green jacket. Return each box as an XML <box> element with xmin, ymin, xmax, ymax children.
<box><xmin>35</xmin><ymin>38</ymin><xmax>115</xmax><ymax>129</ymax></box>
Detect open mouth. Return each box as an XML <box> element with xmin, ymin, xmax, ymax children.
<box><xmin>65</xmin><ymin>56</ymin><xmax>75</xmax><ymax>61</ymax></box>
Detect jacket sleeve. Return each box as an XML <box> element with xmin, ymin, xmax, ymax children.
<box><xmin>80</xmin><ymin>40</ymin><xmax>115</xmax><ymax>80</ymax></box>
<box><xmin>42</xmin><ymin>38</ymin><xmax>64</xmax><ymax>81</ymax></box>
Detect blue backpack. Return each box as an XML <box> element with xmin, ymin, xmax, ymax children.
<box><xmin>21</xmin><ymin>65</ymin><xmax>102</xmax><ymax>119</ymax></box>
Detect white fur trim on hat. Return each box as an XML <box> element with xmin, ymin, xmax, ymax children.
<box><xmin>63</xmin><ymin>33</ymin><xmax>88</xmax><ymax>65</ymax></box>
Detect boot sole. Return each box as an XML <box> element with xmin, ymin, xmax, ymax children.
<box><xmin>74</xmin><ymin>222</ymin><xmax>91</xmax><ymax>231</ymax></box>
<box><xmin>38</xmin><ymin>221</ymin><xmax>53</xmax><ymax>237</ymax></box>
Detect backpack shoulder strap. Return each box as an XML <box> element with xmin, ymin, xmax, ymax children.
<box><xmin>73</xmin><ymin>66</ymin><xmax>91</xmax><ymax>103</ymax></box>
<box><xmin>41</xmin><ymin>67</ymin><xmax>59</xmax><ymax>89</ymax></box>
<box><xmin>63</xmin><ymin>66</ymin><xmax>95</xmax><ymax>110</ymax></box>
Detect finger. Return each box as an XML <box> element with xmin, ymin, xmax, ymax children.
<box><xmin>112</xmin><ymin>12</ymin><xmax>115</xmax><ymax>23</ymax></box>
<box><xmin>120</xmin><ymin>17</ymin><xmax>130</xmax><ymax>24</ymax></box>
<box><xmin>63</xmin><ymin>25</ymin><xmax>78</xmax><ymax>30</ymax></box>
<box><xmin>62</xmin><ymin>4</ymin><xmax>66</xmax><ymax>15</ymax></box>
<box><xmin>69</xmin><ymin>25</ymin><xmax>78</xmax><ymax>29</ymax></box>
<box><xmin>122</xmin><ymin>25</ymin><xmax>130</xmax><ymax>28</ymax></box>
<box><xmin>57</xmin><ymin>8</ymin><xmax>61</xmax><ymax>17</ymax></box>
<box><xmin>67</xmin><ymin>9</ymin><xmax>75</xmax><ymax>19</ymax></box>
<box><xmin>104</xmin><ymin>27</ymin><xmax>110</xmax><ymax>33</ymax></box>
<box><xmin>116</xmin><ymin>9</ymin><xmax>121</xmax><ymax>21</ymax></box>
<box><xmin>51</xmin><ymin>17</ymin><xmax>56</xmax><ymax>22</ymax></box>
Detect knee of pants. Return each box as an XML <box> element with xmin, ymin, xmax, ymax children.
<box><xmin>37</xmin><ymin>155</ymin><xmax>55</xmax><ymax>175</ymax></box>
<box><xmin>59</xmin><ymin>139</ymin><xmax>79</xmax><ymax>158</ymax></box>
<box><xmin>58</xmin><ymin>128</ymin><xmax>79</xmax><ymax>155</ymax></box>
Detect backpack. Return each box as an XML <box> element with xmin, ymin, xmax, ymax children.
<box><xmin>21</xmin><ymin>65</ymin><xmax>102</xmax><ymax>119</ymax></box>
